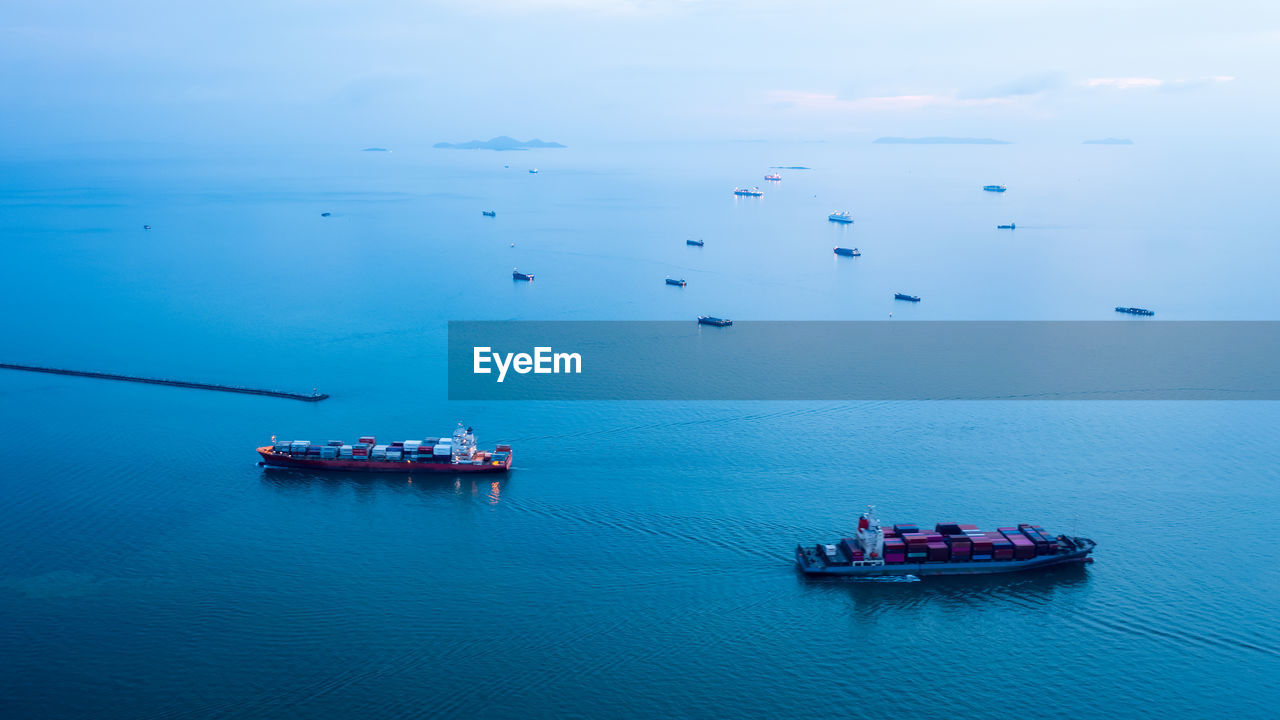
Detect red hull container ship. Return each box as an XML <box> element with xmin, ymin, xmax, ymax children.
<box><xmin>257</xmin><ymin>424</ymin><xmax>512</xmax><ymax>474</ymax></box>
<box><xmin>796</xmin><ymin>506</ymin><xmax>1096</xmax><ymax>577</ymax></box>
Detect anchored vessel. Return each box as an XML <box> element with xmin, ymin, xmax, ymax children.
<box><xmin>894</xmin><ymin>293</ymin><xmax>921</xmax><ymax>302</ymax></box>
<box><xmin>1115</xmin><ymin>306</ymin><xmax>1154</xmax><ymax>316</ymax></box>
<box><xmin>259</xmin><ymin>424</ymin><xmax>512</xmax><ymax>474</ymax></box>
<box><xmin>834</xmin><ymin>247</ymin><xmax>861</xmax><ymax>257</ymax></box>
<box><xmin>698</xmin><ymin>316</ymin><xmax>732</xmax><ymax>326</ymax></box>
<box><xmin>666</xmin><ymin>276</ymin><xmax>687</xmax><ymax>287</ymax></box>
<box><xmin>764</xmin><ymin>172</ymin><xmax>782</xmax><ymax>181</ymax></box>
<box><xmin>482</xmin><ymin>210</ymin><xmax>496</xmax><ymax>217</ymax></box>
<box><xmin>687</xmin><ymin>239</ymin><xmax>704</xmax><ymax>247</ymax></box>
<box><xmin>828</xmin><ymin>211</ymin><xmax>854</xmax><ymax>224</ymax></box>
<box><xmin>734</xmin><ymin>186</ymin><xmax>764</xmax><ymax>197</ymax></box>
<box><xmin>796</xmin><ymin>506</ymin><xmax>1096</xmax><ymax>577</ymax></box>
<box><xmin>983</xmin><ymin>185</ymin><xmax>1007</xmax><ymax>192</ymax></box>
<box><xmin>513</xmin><ymin>268</ymin><xmax>534</xmax><ymax>281</ymax></box>
<box><xmin>997</xmin><ymin>223</ymin><xmax>1016</xmax><ymax>230</ymax></box>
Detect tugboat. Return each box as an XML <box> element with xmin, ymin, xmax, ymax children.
<box><xmin>834</xmin><ymin>247</ymin><xmax>861</xmax><ymax>257</ymax></box>
<box><xmin>666</xmin><ymin>276</ymin><xmax>687</xmax><ymax>287</ymax></box>
<box><xmin>482</xmin><ymin>210</ymin><xmax>496</xmax><ymax>217</ymax></box>
<box><xmin>894</xmin><ymin>293</ymin><xmax>921</xmax><ymax>302</ymax></box>
<box><xmin>764</xmin><ymin>171</ymin><xmax>782</xmax><ymax>181</ymax></box>
<box><xmin>983</xmin><ymin>185</ymin><xmax>1007</xmax><ymax>192</ymax></box>
<box><xmin>1115</xmin><ymin>306</ymin><xmax>1155</xmax><ymax>316</ymax></box>
<box><xmin>734</xmin><ymin>186</ymin><xmax>764</xmax><ymax>197</ymax></box>
<box><xmin>513</xmin><ymin>267</ymin><xmax>534</xmax><ymax>281</ymax></box>
<box><xmin>828</xmin><ymin>211</ymin><xmax>854</xmax><ymax>224</ymax></box>
<box><xmin>795</xmin><ymin>505</ymin><xmax>1097</xmax><ymax>577</ymax></box>
<box><xmin>997</xmin><ymin>223</ymin><xmax>1016</xmax><ymax>229</ymax></box>
<box><xmin>687</xmin><ymin>239</ymin><xmax>704</xmax><ymax>247</ymax></box>
<box><xmin>698</xmin><ymin>316</ymin><xmax>733</xmax><ymax>327</ymax></box>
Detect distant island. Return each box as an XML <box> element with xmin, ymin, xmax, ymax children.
<box><xmin>873</xmin><ymin>136</ymin><xmax>1011</xmax><ymax>145</ymax></box>
<box><xmin>362</xmin><ymin>147</ymin><xmax>390</xmax><ymax>152</ymax></box>
<box><xmin>433</xmin><ymin>136</ymin><xmax>566</xmax><ymax>151</ymax></box>
<box><xmin>770</xmin><ymin>166</ymin><xmax>810</xmax><ymax>169</ymax></box>
<box><xmin>1083</xmin><ymin>138</ymin><xmax>1134</xmax><ymax>145</ymax></box>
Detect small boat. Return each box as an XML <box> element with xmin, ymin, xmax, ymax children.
<box><xmin>482</xmin><ymin>210</ymin><xmax>496</xmax><ymax>217</ymax></box>
<box><xmin>983</xmin><ymin>185</ymin><xmax>1007</xmax><ymax>192</ymax></box>
<box><xmin>529</xmin><ymin>168</ymin><xmax>539</xmax><ymax>174</ymax></box>
<box><xmin>687</xmin><ymin>239</ymin><xmax>704</xmax><ymax>247</ymax></box>
<box><xmin>734</xmin><ymin>186</ymin><xmax>764</xmax><ymax>197</ymax></box>
<box><xmin>320</xmin><ymin>212</ymin><xmax>331</xmax><ymax>217</ymax></box>
<box><xmin>698</xmin><ymin>316</ymin><xmax>733</xmax><ymax>327</ymax></box>
<box><xmin>1115</xmin><ymin>307</ymin><xmax>1154</xmax><ymax>316</ymax></box>
<box><xmin>513</xmin><ymin>268</ymin><xmax>534</xmax><ymax>281</ymax></box>
<box><xmin>828</xmin><ymin>211</ymin><xmax>854</xmax><ymax>224</ymax></box>
<box><xmin>764</xmin><ymin>172</ymin><xmax>782</xmax><ymax>181</ymax></box>
<box><xmin>894</xmin><ymin>293</ymin><xmax>921</xmax><ymax>302</ymax></box>
<box><xmin>834</xmin><ymin>247</ymin><xmax>861</xmax><ymax>257</ymax></box>
<box><xmin>997</xmin><ymin>223</ymin><xmax>1016</xmax><ymax>229</ymax></box>
<box><xmin>143</xmin><ymin>225</ymin><xmax>151</xmax><ymax>230</ymax></box>
<box><xmin>666</xmin><ymin>276</ymin><xmax>687</xmax><ymax>287</ymax></box>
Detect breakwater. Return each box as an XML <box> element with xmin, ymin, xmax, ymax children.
<box><xmin>0</xmin><ymin>363</ymin><xmax>328</xmax><ymax>401</ymax></box>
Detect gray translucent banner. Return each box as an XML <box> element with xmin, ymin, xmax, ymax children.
<box><xmin>448</xmin><ymin>321</ymin><xmax>1280</xmax><ymax>400</ymax></box>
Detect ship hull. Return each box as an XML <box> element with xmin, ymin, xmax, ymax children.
<box><xmin>257</xmin><ymin>448</ymin><xmax>512</xmax><ymax>474</ymax></box>
<box><xmin>796</xmin><ymin>548</ymin><xmax>1091</xmax><ymax>577</ymax></box>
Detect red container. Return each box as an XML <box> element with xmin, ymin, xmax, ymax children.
<box><xmin>957</xmin><ymin>524</ymin><xmax>979</xmax><ymax>532</ymax></box>
<box><xmin>496</xmin><ymin>444</ymin><xmax>511</xmax><ymax>452</ymax></box>
<box><xmin>994</xmin><ymin>548</ymin><xmax>1014</xmax><ymax>560</ymax></box>
<box><xmin>926</xmin><ymin>541</ymin><xmax>950</xmax><ymax>561</ymax></box>
<box><xmin>358</xmin><ymin>436</ymin><xmax>376</xmax><ymax>445</ymax></box>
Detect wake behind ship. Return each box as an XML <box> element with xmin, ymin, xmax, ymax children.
<box><xmin>258</xmin><ymin>424</ymin><xmax>512</xmax><ymax>473</ymax></box>
<box><xmin>797</xmin><ymin>506</ymin><xmax>1095</xmax><ymax>577</ymax></box>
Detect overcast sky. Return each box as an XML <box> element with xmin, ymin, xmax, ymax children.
<box><xmin>2</xmin><ymin>0</ymin><xmax>1276</xmax><ymax>147</ymax></box>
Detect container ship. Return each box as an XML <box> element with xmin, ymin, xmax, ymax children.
<box><xmin>734</xmin><ymin>186</ymin><xmax>764</xmax><ymax>197</ymax></box>
<box><xmin>796</xmin><ymin>506</ymin><xmax>1096</xmax><ymax>577</ymax></box>
<box><xmin>257</xmin><ymin>424</ymin><xmax>512</xmax><ymax>474</ymax></box>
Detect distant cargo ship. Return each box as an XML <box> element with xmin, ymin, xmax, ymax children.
<box><xmin>687</xmin><ymin>239</ymin><xmax>704</xmax><ymax>247</ymax></box>
<box><xmin>734</xmin><ymin>186</ymin><xmax>764</xmax><ymax>196</ymax></box>
<box><xmin>513</xmin><ymin>268</ymin><xmax>534</xmax><ymax>281</ymax></box>
<box><xmin>1115</xmin><ymin>306</ymin><xmax>1155</xmax><ymax>316</ymax></box>
<box><xmin>834</xmin><ymin>247</ymin><xmax>861</xmax><ymax>257</ymax></box>
<box><xmin>828</xmin><ymin>211</ymin><xmax>854</xmax><ymax>224</ymax></box>
<box><xmin>258</xmin><ymin>425</ymin><xmax>512</xmax><ymax>474</ymax></box>
<box><xmin>666</xmin><ymin>276</ymin><xmax>687</xmax><ymax>287</ymax></box>
<box><xmin>894</xmin><ymin>293</ymin><xmax>921</xmax><ymax>302</ymax></box>
<box><xmin>482</xmin><ymin>210</ymin><xmax>496</xmax><ymax>217</ymax></box>
<box><xmin>983</xmin><ymin>185</ymin><xmax>1007</xmax><ymax>192</ymax></box>
<box><xmin>796</xmin><ymin>506</ymin><xmax>1096</xmax><ymax>577</ymax></box>
<box><xmin>764</xmin><ymin>172</ymin><xmax>782</xmax><ymax>181</ymax></box>
<box><xmin>997</xmin><ymin>223</ymin><xmax>1016</xmax><ymax>229</ymax></box>
<box><xmin>698</xmin><ymin>316</ymin><xmax>732</xmax><ymax>326</ymax></box>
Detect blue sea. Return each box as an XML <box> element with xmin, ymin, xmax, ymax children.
<box><xmin>2</xmin><ymin>140</ymin><xmax>1279</xmax><ymax>718</ymax></box>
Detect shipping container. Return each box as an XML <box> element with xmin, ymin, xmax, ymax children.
<box><xmin>935</xmin><ymin>523</ymin><xmax>963</xmax><ymax>535</ymax></box>
<box><xmin>884</xmin><ymin>553</ymin><xmax>906</xmax><ymax>564</ymax></box>
<box><xmin>358</xmin><ymin>436</ymin><xmax>376</xmax><ymax>445</ymax></box>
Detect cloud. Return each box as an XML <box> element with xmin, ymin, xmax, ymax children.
<box><xmin>1085</xmin><ymin>77</ymin><xmax>1163</xmax><ymax>90</ymax></box>
<box><xmin>1085</xmin><ymin>75</ymin><xmax>1234</xmax><ymax>91</ymax></box>
<box><xmin>768</xmin><ymin>90</ymin><xmax>1010</xmax><ymax>113</ymax></box>
<box><xmin>959</xmin><ymin>72</ymin><xmax>1064</xmax><ymax>100</ymax></box>
<box><xmin>1164</xmin><ymin>75</ymin><xmax>1236</xmax><ymax>91</ymax></box>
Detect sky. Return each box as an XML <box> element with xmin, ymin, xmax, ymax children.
<box><xmin>1</xmin><ymin>0</ymin><xmax>1277</xmax><ymax>148</ymax></box>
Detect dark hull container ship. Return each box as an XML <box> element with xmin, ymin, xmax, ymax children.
<box><xmin>258</xmin><ymin>424</ymin><xmax>512</xmax><ymax>474</ymax></box>
<box><xmin>796</xmin><ymin>506</ymin><xmax>1095</xmax><ymax>577</ymax></box>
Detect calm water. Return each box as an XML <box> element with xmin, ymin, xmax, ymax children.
<box><xmin>2</xmin><ymin>141</ymin><xmax>1279</xmax><ymax>718</ymax></box>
